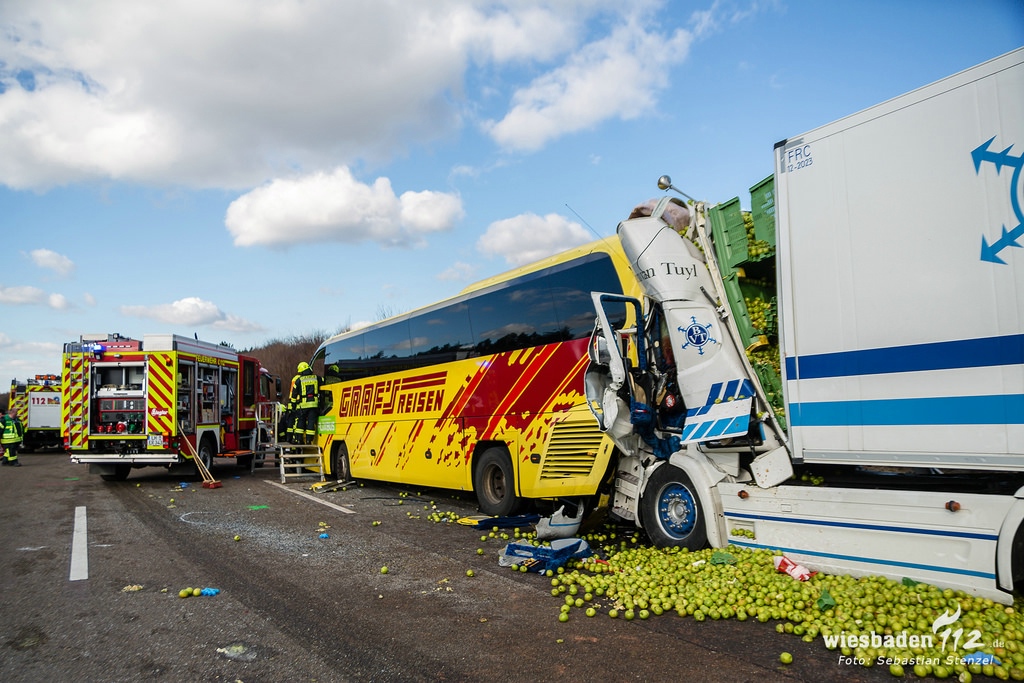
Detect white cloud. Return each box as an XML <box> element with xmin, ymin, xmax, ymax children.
<box><xmin>225</xmin><ymin>167</ymin><xmax>463</xmax><ymax>248</ymax></box>
<box><xmin>0</xmin><ymin>1</ymin><xmax>697</xmax><ymax>190</ymax></box>
<box><xmin>0</xmin><ymin>285</ymin><xmax>47</xmax><ymax>305</ymax></box>
<box><xmin>399</xmin><ymin>190</ymin><xmax>465</xmax><ymax>232</ymax></box>
<box><xmin>437</xmin><ymin>261</ymin><xmax>477</xmax><ymax>282</ymax></box>
<box><xmin>119</xmin><ymin>296</ymin><xmax>263</xmax><ymax>333</ymax></box>
<box><xmin>0</xmin><ymin>335</ymin><xmax>62</xmax><ymax>379</ymax></box>
<box><xmin>29</xmin><ymin>248</ymin><xmax>75</xmax><ymax>276</ymax></box>
<box><xmin>0</xmin><ymin>284</ymin><xmax>71</xmax><ymax>309</ymax></box>
<box><xmin>483</xmin><ymin>17</ymin><xmax>695</xmax><ymax>152</ymax></box>
<box><xmin>47</xmin><ymin>292</ymin><xmax>70</xmax><ymax>310</ymax></box>
<box><xmin>477</xmin><ymin>212</ymin><xmax>592</xmax><ymax>266</ymax></box>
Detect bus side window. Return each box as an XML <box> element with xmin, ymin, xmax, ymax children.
<box><xmin>324</xmin><ymin>333</ymin><xmax>367</xmax><ymax>383</ymax></box>
<box><xmin>547</xmin><ymin>255</ymin><xmax>626</xmax><ymax>337</ymax></box>
<box><xmin>409</xmin><ymin>302</ymin><xmax>473</xmax><ymax>367</ymax></box>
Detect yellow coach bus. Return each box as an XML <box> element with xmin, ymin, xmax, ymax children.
<box><xmin>311</xmin><ymin>238</ymin><xmax>640</xmax><ymax>515</ymax></box>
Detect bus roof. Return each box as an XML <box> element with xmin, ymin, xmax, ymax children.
<box><xmin>317</xmin><ymin>236</ymin><xmax>630</xmax><ymax>351</ymax></box>
<box><xmin>457</xmin><ymin>236</ymin><xmax>623</xmax><ymax>296</ymax></box>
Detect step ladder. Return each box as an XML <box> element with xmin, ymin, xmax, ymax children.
<box><xmin>251</xmin><ymin>400</ymin><xmax>284</xmax><ymax>473</ymax></box>
<box><xmin>277</xmin><ymin>444</ymin><xmax>325</xmax><ymax>484</ymax></box>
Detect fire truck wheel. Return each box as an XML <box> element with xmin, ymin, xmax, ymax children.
<box><xmin>639</xmin><ymin>464</ymin><xmax>707</xmax><ymax>550</ymax></box>
<box><xmin>100</xmin><ymin>464</ymin><xmax>132</xmax><ymax>482</ymax></box>
<box><xmin>195</xmin><ymin>437</ymin><xmax>215</xmax><ymax>480</ymax></box>
<box><xmin>331</xmin><ymin>443</ymin><xmax>350</xmax><ymax>481</ymax></box>
<box><xmin>473</xmin><ymin>446</ymin><xmax>522</xmax><ymax>517</ymax></box>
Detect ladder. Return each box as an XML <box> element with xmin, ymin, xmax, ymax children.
<box><xmin>251</xmin><ymin>402</ymin><xmax>324</xmax><ymax>483</ymax></box>
<box><xmin>250</xmin><ymin>401</ymin><xmax>283</xmax><ymax>473</ymax></box>
<box><xmin>277</xmin><ymin>444</ymin><xmax>325</xmax><ymax>484</ymax></box>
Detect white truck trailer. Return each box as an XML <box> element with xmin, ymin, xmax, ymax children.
<box><xmin>585</xmin><ymin>48</ymin><xmax>1024</xmax><ymax>603</ymax></box>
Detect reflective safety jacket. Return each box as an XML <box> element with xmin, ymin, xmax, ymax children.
<box><xmin>1</xmin><ymin>415</ymin><xmax>23</xmax><ymax>445</ymax></box>
<box><xmin>291</xmin><ymin>370</ymin><xmax>320</xmax><ymax>410</ymax></box>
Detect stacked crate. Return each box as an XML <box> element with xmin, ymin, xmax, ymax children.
<box><xmin>707</xmin><ymin>175</ymin><xmax>785</xmax><ymax>428</ymax></box>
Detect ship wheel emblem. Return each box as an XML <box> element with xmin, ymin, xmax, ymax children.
<box><xmin>679</xmin><ymin>316</ymin><xmax>717</xmax><ymax>356</ymax></box>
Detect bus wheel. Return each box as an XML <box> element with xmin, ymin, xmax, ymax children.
<box><xmin>640</xmin><ymin>464</ymin><xmax>707</xmax><ymax>550</ymax></box>
<box><xmin>331</xmin><ymin>443</ymin><xmax>351</xmax><ymax>481</ymax></box>
<box><xmin>474</xmin><ymin>447</ymin><xmax>521</xmax><ymax>517</ymax></box>
<box><xmin>100</xmin><ymin>464</ymin><xmax>131</xmax><ymax>482</ymax></box>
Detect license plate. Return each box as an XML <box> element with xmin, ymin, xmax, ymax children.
<box><xmin>147</xmin><ymin>434</ymin><xmax>164</xmax><ymax>447</ymax></box>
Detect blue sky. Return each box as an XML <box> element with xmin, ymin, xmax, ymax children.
<box><xmin>1</xmin><ymin>0</ymin><xmax>1022</xmax><ymax>382</ymax></box>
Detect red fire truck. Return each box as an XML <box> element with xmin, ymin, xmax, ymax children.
<box><xmin>62</xmin><ymin>333</ymin><xmax>280</xmax><ymax>481</ymax></box>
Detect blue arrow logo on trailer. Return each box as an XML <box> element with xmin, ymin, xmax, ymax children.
<box><xmin>974</xmin><ymin>136</ymin><xmax>1023</xmax><ymax>264</ymax></box>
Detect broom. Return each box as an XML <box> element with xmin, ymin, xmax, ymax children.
<box><xmin>178</xmin><ymin>423</ymin><xmax>222</xmax><ymax>489</ymax></box>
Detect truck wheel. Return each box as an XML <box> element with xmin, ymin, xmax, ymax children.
<box><xmin>640</xmin><ymin>464</ymin><xmax>707</xmax><ymax>550</ymax></box>
<box><xmin>195</xmin><ymin>437</ymin><xmax>215</xmax><ymax>480</ymax></box>
<box><xmin>101</xmin><ymin>464</ymin><xmax>132</xmax><ymax>482</ymax></box>
<box><xmin>331</xmin><ymin>443</ymin><xmax>350</xmax><ymax>481</ymax></box>
<box><xmin>473</xmin><ymin>446</ymin><xmax>521</xmax><ymax>517</ymax></box>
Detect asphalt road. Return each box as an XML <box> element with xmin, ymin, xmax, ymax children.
<box><xmin>0</xmin><ymin>452</ymin><xmax>898</xmax><ymax>683</ymax></box>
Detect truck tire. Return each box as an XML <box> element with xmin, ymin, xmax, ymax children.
<box><xmin>100</xmin><ymin>464</ymin><xmax>132</xmax><ymax>482</ymax></box>
<box><xmin>640</xmin><ymin>464</ymin><xmax>707</xmax><ymax>550</ymax></box>
<box><xmin>195</xmin><ymin>437</ymin><xmax>215</xmax><ymax>480</ymax></box>
<box><xmin>473</xmin><ymin>446</ymin><xmax>521</xmax><ymax>517</ymax></box>
<box><xmin>331</xmin><ymin>442</ymin><xmax>350</xmax><ymax>481</ymax></box>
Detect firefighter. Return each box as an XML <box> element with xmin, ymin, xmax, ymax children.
<box><xmin>290</xmin><ymin>362</ymin><xmax>320</xmax><ymax>445</ymax></box>
<box><xmin>1</xmin><ymin>408</ymin><xmax>24</xmax><ymax>466</ymax></box>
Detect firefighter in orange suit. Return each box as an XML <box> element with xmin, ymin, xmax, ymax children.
<box><xmin>290</xmin><ymin>362</ymin><xmax>320</xmax><ymax>445</ymax></box>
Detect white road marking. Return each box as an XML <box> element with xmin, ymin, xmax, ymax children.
<box><xmin>70</xmin><ymin>506</ymin><xmax>89</xmax><ymax>581</ymax></box>
<box><xmin>264</xmin><ymin>481</ymin><xmax>356</xmax><ymax>514</ymax></box>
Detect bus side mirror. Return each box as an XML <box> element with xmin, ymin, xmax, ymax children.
<box><xmin>275</xmin><ymin>377</ymin><xmax>282</xmax><ymax>400</ymax></box>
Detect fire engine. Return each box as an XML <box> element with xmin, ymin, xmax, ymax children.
<box><xmin>8</xmin><ymin>374</ymin><xmax>62</xmax><ymax>451</ymax></box>
<box><xmin>62</xmin><ymin>333</ymin><xmax>280</xmax><ymax>481</ymax></box>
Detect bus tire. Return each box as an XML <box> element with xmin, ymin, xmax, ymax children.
<box><xmin>331</xmin><ymin>443</ymin><xmax>351</xmax><ymax>481</ymax></box>
<box><xmin>473</xmin><ymin>446</ymin><xmax>521</xmax><ymax>517</ymax></box>
<box><xmin>100</xmin><ymin>464</ymin><xmax>131</xmax><ymax>482</ymax></box>
<box><xmin>640</xmin><ymin>464</ymin><xmax>707</xmax><ymax>550</ymax></box>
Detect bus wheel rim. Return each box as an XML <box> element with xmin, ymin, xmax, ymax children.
<box><xmin>487</xmin><ymin>465</ymin><xmax>505</xmax><ymax>501</ymax></box>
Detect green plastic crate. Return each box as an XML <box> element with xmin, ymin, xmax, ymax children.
<box><xmin>749</xmin><ymin>175</ymin><xmax>776</xmax><ymax>247</ymax></box>
<box><xmin>722</xmin><ymin>271</ymin><xmax>761</xmax><ymax>349</ymax></box>
<box><xmin>751</xmin><ymin>360</ymin><xmax>786</xmax><ymax>431</ymax></box>
<box><xmin>708</xmin><ymin>197</ymin><xmax>749</xmax><ymax>271</ymax></box>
